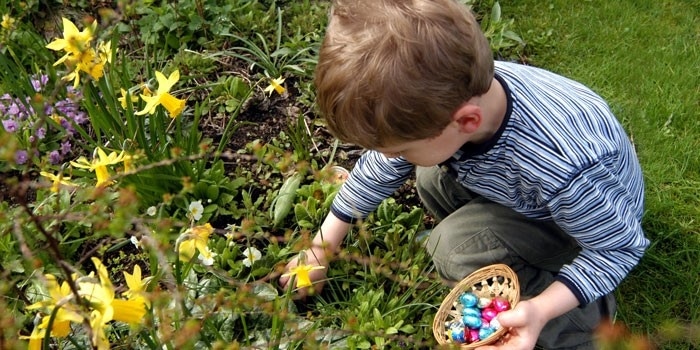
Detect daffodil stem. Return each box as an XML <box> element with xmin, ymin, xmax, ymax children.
<box><xmin>270</xmin><ymin>278</ymin><xmax>294</xmax><ymax>350</ymax></box>
<box><xmin>43</xmin><ymin>303</ymin><xmax>62</xmax><ymax>349</ymax></box>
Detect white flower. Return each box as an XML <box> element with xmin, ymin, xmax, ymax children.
<box><xmin>198</xmin><ymin>248</ymin><xmax>217</xmax><ymax>266</ymax></box>
<box><xmin>146</xmin><ymin>206</ymin><xmax>157</xmax><ymax>216</ymax></box>
<box><xmin>189</xmin><ymin>200</ymin><xmax>204</xmax><ymax>221</ymax></box>
<box><xmin>241</xmin><ymin>247</ymin><xmax>262</xmax><ymax>267</ymax></box>
<box><xmin>130</xmin><ymin>236</ymin><xmax>141</xmax><ymax>249</ymax></box>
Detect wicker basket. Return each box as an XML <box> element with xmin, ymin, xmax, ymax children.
<box><xmin>433</xmin><ymin>264</ymin><xmax>520</xmax><ymax>348</ymax></box>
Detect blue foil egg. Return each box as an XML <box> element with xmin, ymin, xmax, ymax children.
<box><xmin>459</xmin><ymin>292</ymin><xmax>478</xmax><ymax>308</ymax></box>
<box><xmin>462</xmin><ymin>314</ymin><xmax>482</xmax><ymax>329</ymax></box>
<box><xmin>462</xmin><ymin>307</ymin><xmax>481</xmax><ymax>319</ymax></box>
<box><xmin>450</xmin><ymin>326</ymin><xmax>466</xmax><ymax>343</ymax></box>
<box><xmin>478</xmin><ymin>327</ymin><xmax>495</xmax><ymax>340</ymax></box>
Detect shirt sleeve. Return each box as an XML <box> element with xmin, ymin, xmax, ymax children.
<box><xmin>330</xmin><ymin>151</ymin><xmax>414</xmax><ymax>223</ymax></box>
<box><xmin>550</xmin><ymin>157</ymin><xmax>649</xmax><ymax>305</ymax></box>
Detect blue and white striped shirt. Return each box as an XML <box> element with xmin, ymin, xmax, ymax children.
<box><xmin>330</xmin><ymin>61</ymin><xmax>648</xmax><ymax>305</ymax></box>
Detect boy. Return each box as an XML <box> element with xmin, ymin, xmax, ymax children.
<box><xmin>280</xmin><ymin>0</ymin><xmax>649</xmax><ymax>348</ymax></box>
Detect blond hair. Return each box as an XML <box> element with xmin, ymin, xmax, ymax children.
<box><xmin>315</xmin><ymin>0</ymin><xmax>494</xmax><ymax>149</ymax></box>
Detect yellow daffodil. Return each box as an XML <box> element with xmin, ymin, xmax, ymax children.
<box><xmin>177</xmin><ymin>223</ymin><xmax>217</xmax><ymax>265</ymax></box>
<box><xmin>19</xmin><ymin>323</ymin><xmax>44</xmax><ymax>350</ymax></box>
<box><xmin>79</xmin><ymin>258</ymin><xmax>146</xmax><ymax>350</ymax></box>
<box><xmin>1</xmin><ymin>14</ymin><xmax>15</xmax><ymax>29</ymax></box>
<box><xmin>45</xmin><ymin>17</ymin><xmax>110</xmax><ymax>88</ymax></box>
<box><xmin>123</xmin><ymin>265</ymin><xmax>151</xmax><ymax>307</ymax></box>
<box><xmin>40</xmin><ymin>171</ymin><xmax>77</xmax><ymax>192</ymax></box>
<box><xmin>264</xmin><ymin>76</ymin><xmax>286</xmax><ymax>96</ymax></box>
<box><xmin>45</xmin><ymin>17</ymin><xmax>95</xmax><ymax>66</ymax></box>
<box><xmin>281</xmin><ymin>262</ymin><xmax>325</xmax><ymax>288</ymax></box>
<box><xmin>118</xmin><ymin>88</ymin><xmax>139</xmax><ymax>109</ymax></box>
<box><xmin>135</xmin><ymin>70</ymin><xmax>186</xmax><ymax>118</ymax></box>
<box><xmin>70</xmin><ymin>147</ymin><xmax>125</xmax><ymax>187</ymax></box>
<box><xmin>121</xmin><ymin>153</ymin><xmax>140</xmax><ymax>173</ymax></box>
<box><xmin>22</xmin><ymin>275</ymin><xmax>84</xmax><ymax>348</ymax></box>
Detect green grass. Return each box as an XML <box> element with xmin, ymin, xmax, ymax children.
<box><xmin>504</xmin><ymin>0</ymin><xmax>700</xmax><ymax>347</ymax></box>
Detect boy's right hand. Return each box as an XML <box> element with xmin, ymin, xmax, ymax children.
<box><xmin>279</xmin><ymin>246</ymin><xmax>329</xmax><ymax>297</ymax></box>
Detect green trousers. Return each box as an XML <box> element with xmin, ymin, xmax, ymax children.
<box><xmin>416</xmin><ymin>165</ymin><xmax>615</xmax><ymax>350</ymax></box>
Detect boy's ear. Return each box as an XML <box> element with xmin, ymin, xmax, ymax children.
<box><xmin>452</xmin><ymin>103</ymin><xmax>482</xmax><ymax>133</ymax></box>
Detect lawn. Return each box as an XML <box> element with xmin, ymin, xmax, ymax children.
<box><xmin>0</xmin><ymin>0</ymin><xmax>698</xmax><ymax>349</ymax></box>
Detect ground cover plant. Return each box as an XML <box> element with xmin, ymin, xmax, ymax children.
<box><xmin>0</xmin><ymin>0</ymin><xmax>697</xmax><ymax>349</ymax></box>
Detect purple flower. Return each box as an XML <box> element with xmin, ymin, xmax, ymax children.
<box><xmin>60</xmin><ymin>141</ymin><xmax>72</xmax><ymax>155</ymax></box>
<box><xmin>48</xmin><ymin>150</ymin><xmax>62</xmax><ymax>164</ymax></box>
<box><xmin>15</xmin><ymin>150</ymin><xmax>28</xmax><ymax>165</ymax></box>
<box><xmin>35</xmin><ymin>127</ymin><xmax>46</xmax><ymax>139</ymax></box>
<box><xmin>2</xmin><ymin>119</ymin><xmax>18</xmax><ymax>133</ymax></box>
<box><xmin>7</xmin><ymin>103</ymin><xmax>19</xmax><ymax>116</ymax></box>
<box><xmin>31</xmin><ymin>75</ymin><xmax>49</xmax><ymax>92</ymax></box>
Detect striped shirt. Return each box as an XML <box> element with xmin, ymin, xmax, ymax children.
<box><xmin>330</xmin><ymin>61</ymin><xmax>648</xmax><ymax>305</ymax></box>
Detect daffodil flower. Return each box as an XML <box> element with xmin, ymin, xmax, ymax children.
<box><xmin>118</xmin><ymin>88</ymin><xmax>139</xmax><ymax>109</ymax></box>
<box><xmin>241</xmin><ymin>247</ymin><xmax>262</xmax><ymax>267</ymax></box>
<box><xmin>79</xmin><ymin>258</ymin><xmax>146</xmax><ymax>350</ymax></box>
<box><xmin>22</xmin><ymin>274</ymin><xmax>85</xmax><ymax>348</ymax></box>
<box><xmin>123</xmin><ymin>265</ymin><xmax>152</xmax><ymax>307</ymax></box>
<box><xmin>281</xmin><ymin>261</ymin><xmax>325</xmax><ymax>288</ymax></box>
<box><xmin>264</xmin><ymin>76</ymin><xmax>286</xmax><ymax>96</ymax></box>
<box><xmin>40</xmin><ymin>171</ymin><xmax>77</xmax><ymax>192</ymax></box>
<box><xmin>135</xmin><ymin>70</ymin><xmax>186</xmax><ymax>118</ymax></box>
<box><xmin>70</xmin><ymin>147</ymin><xmax>125</xmax><ymax>187</ymax></box>
<box><xmin>45</xmin><ymin>17</ymin><xmax>96</xmax><ymax>66</ymax></box>
<box><xmin>177</xmin><ymin>223</ymin><xmax>217</xmax><ymax>265</ymax></box>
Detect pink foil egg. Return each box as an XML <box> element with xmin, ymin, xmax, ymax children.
<box><xmin>491</xmin><ymin>296</ymin><xmax>511</xmax><ymax>312</ymax></box>
<box><xmin>481</xmin><ymin>307</ymin><xmax>498</xmax><ymax>321</ymax></box>
<box><xmin>467</xmin><ymin>328</ymin><xmax>480</xmax><ymax>343</ymax></box>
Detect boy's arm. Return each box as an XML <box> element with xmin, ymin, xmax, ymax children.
<box><xmin>478</xmin><ymin>281</ymin><xmax>578</xmax><ymax>350</ymax></box>
<box><xmin>278</xmin><ymin>212</ymin><xmax>351</xmax><ymax>294</ymax></box>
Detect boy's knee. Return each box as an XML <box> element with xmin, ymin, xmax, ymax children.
<box><xmin>425</xmin><ymin>226</ymin><xmax>511</xmax><ymax>282</ymax></box>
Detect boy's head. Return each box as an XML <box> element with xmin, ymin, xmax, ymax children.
<box><xmin>315</xmin><ymin>0</ymin><xmax>494</xmax><ymax>149</ymax></box>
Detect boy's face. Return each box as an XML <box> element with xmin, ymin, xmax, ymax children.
<box><xmin>375</xmin><ymin>122</ymin><xmax>467</xmax><ymax>167</ymax></box>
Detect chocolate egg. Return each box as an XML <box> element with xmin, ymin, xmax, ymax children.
<box><xmin>478</xmin><ymin>297</ymin><xmax>492</xmax><ymax>308</ymax></box>
<box><xmin>450</xmin><ymin>325</ymin><xmax>466</xmax><ymax>343</ymax></box>
<box><xmin>462</xmin><ymin>314</ymin><xmax>482</xmax><ymax>329</ymax></box>
<box><xmin>467</xmin><ymin>329</ymin><xmax>480</xmax><ymax>343</ymax></box>
<box><xmin>491</xmin><ymin>297</ymin><xmax>511</xmax><ymax>312</ymax></box>
<box><xmin>478</xmin><ymin>326</ymin><xmax>495</xmax><ymax>340</ymax></box>
<box><xmin>481</xmin><ymin>307</ymin><xmax>498</xmax><ymax>321</ymax></box>
<box><xmin>462</xmin><ymin>307</ymin><xmax>481</xmax><ymax>319</ymax></box>
<box><xmin>459</xmin><ymin>292</ymin><xmax>478</xmax><ymax>308</ymax></box>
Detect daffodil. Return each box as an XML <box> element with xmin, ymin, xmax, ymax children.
<box><xmin>264</xmin><ymin>76</ymin><xmax>286</xmax><ymax>96</ymax></box>
<box><xmin>79</xmin><ymin>258</ymin><xmax>146</xmax><ymax>350</ymax></box>
<box><xmin>123</xmin><ymin>265</ymin><xmax>152</xmax><ymax>307</ymax></box>
<box><xmin>45</xmin><ymin>17</ymin><xmax>96</xmax><ymax>66</ymax></box>
<box><xmin>121</xmin><ymin>153</ymin><xmax>139</xmax><ymax>173</ymax></box>
<box><xmin>241</xmin><ymin>247</ymin><xmax>262</xmax><ymax>267</ymax></box>
<box><xmin>40</xmin><ymin>171</ymin><xmax>77</xmax><ymax>192</ymax></box>
<box><xmin>1</xmin><ymin>14</ymin><xmax>15</xmax><ymax>29</ymax></box>
<box><xmin>281</xmin><ymin>261</ymin><xmax>325</xmax><ymax>288</ymax></box>
<box><xmin>118</xmin><ymin>88</ymin><xmax>139</xmax><ymax>109</ymax></box>
<box><xmin>177</xmin><ymin>223</ymin><xmax>217</xmax><ymax>265</ymax></box>
<box><xmin>22</xmin><ymin>275</ymin><xmax>84</xmax><ymax>348</ymax></box>
<box><xmin>70</xmin><ymin>147</ymin><xmax>125</xmax><ymax>187</ymax></box>
<box><xmin>135</xmin><ymin>70</ymin><xmax>186</xmax><ymax>118</ymax></box>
